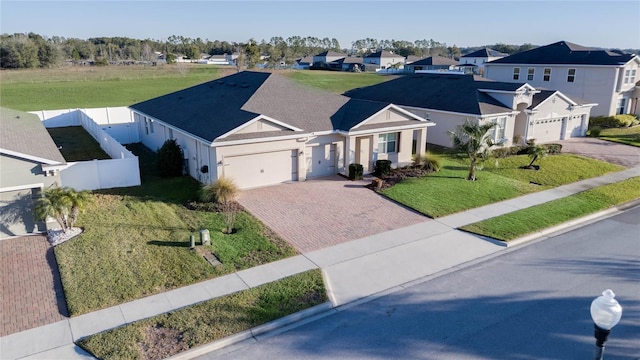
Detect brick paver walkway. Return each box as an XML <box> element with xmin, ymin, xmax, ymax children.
<box><xmin>238</xmin><ymin>176</ymin><xmax>428</xmax><ymax>253</ymax></box>
<box><xmin>0</xmin><ymin>235</ymin><xmax>68</xmax><ymax>336</ymax></box>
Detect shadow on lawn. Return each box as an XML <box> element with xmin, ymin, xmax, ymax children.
<box><xmin>147</xmin><ymin>240</ymin><xmax>192</xmax><ymax>247</ymax></box>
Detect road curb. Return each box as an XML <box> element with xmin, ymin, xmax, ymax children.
<box><xmin>506</xmin><ymin>199</ymin><xmax>640</xmax><ymax>247</ymax></box>
<box><xmin>165</xmin><ymin>302</ymin><xmax>334</xmax><ymax>360</ymax></box>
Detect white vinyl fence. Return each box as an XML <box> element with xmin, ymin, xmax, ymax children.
<box><xmin>31</xmin><ymin>107</ymin><xmax>141</xmax><ymax>191</ymax></box>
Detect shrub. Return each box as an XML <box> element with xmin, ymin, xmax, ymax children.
<box><xmin>201</xmin><ymin>177</ymin><xmax>239</xmax><ymax>234</ymax></box>
<box><xmin>374</xmin><ymin>160</ymin><xmax>392</xmax><ymax>177</ymax></box>
<box><xmin>589</xmin><ymin>127</ymin><xmax>602</xmax><ymax>137</ymax></box>
<box><xmin>157</xmin><ymin>139</ymin><xmax>184</xmax><ymax>177</ymax></box>
<box><xmin>348</xmin><ymin>163</ymin><xmax>363</xmax><ymax>180</ymax></box>
<box><xmin>492</xmin><ymin>143</ymin><xmax>562</xmax><ymax>157</ymax></box>
<box><xmin>589</xmin><ymin>115</ymin><xmax>639</xmax><ymax>128</ymax></box>
<box><xmin>422</xmin><ymin>152</ymin><xmax>442</xmax><ymax>172</ymax></box>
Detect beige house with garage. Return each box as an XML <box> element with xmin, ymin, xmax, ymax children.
<box><xmin>345</xmin><ymin>73</ymin><xmax>596</xmax><ymax>147</ymax></box>
<box><xmin>0</xmin><ymin>108</ymin><xmax>66</xmax><ymax>238</ymax></box>
<box><xmin>130</xmin><ymin>71</ymin><xmax>434</xmax><ymax>189</ymax></box>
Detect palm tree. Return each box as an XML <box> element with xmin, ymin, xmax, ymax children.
<box><xmin>66</xmin><ymin>188</ymin><xmax>92</xmax><ymax>228</ymax></box>
<box><xmin>201</xmin><ymin>177</ymin><xmax>239</xmax><ymax>234</ymax></box>
<box><xmin>449</xmin><ymin>119</ymin><xmax>497</xmax><ymax>181</ymax></box>
<box><xmin>34</xmin><ymin>187</ymin><xmax>73</xmax><ymax>232</ymax></box>
<box><xmin>526</xmin><ymin>140</ymin><xmax>548</xmax><ymax>168</ymax></box>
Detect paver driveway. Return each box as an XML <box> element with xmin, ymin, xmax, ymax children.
<box><xmin>559</xmin><ymin>138</ymin><xmax>640</xmax><ymax>167</ymax></box>
<box><xmin>238</xmin><ymin>176</ymin><xmax>428</xmax><ymax>253</ymax></box>
<box><xmin>0</xmin><ymin>235</ymin><xmax>68</xmax><ymax>336</ymax></box>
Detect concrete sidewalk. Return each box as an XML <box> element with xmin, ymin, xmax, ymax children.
<box><xmin>2</xmin><ymin>166</ymin><xmax>638</xmax><ymax>359</ymax></box>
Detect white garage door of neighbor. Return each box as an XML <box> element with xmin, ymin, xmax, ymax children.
<box><xmin>531</xmin><ymin>118</ymin><xmax>564</xmax><ymax>143</ymax></box>
<box><xmin>0</xmin><ymin>189</ymin><xmax>41</xmax><ymax>239</ymax></box>
<box><xmin>224</xmin><ymin>150</ymin><xmax>298</xmax><ymax>189</ymax></box>
<box><xmin>306</xmin><ymin>144</ymin><xmax>336</xmax><ymax>178</ymax></box>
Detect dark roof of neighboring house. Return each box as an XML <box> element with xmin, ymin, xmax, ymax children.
<box><xmin>462</xmin><ymin>48</ymin><xmax>508</xmax><ymax>58</ymax></box>
<box><xmin>405</xmin><ymin>55</ymin><xmax>422</xmax><ymax>64</ymax></box>
<box><xmin>296</xmin><ymin>56</ymin><xmax>314</xmax><ymax>64</ymax></box>
<box><xmin>408</xmin><ymin>56</ymin><xmax>458</xmax><ymax>66</ymax></box>
<box><xmin>489</xmin><ymin>41</ymin><xmax>636</xmax><ymax>65</ymax></box>
<box><xmin>337</xmin><ymin>56</ymin><xmax>363</xmax><ymax>64</ymax></box>
<box><xmin>364</xmin><ymin>50</ymin><xmax>402</xmax><ymax>58</ymax></box>
<box><xmin>315</xmin><ymin>50</ymin><xmax>346</xmax><ymax>57</ymax></box>
<box><xmin>130</xmin><ymin>71</ymin><xmax>409</xmax><ymax>142</ymax></box>
<box><xmin>344</xmin><ymin>73</ymin><xmax>515</xmax><ymax>115</ymax></box>
<box><xmin>0</xmin><ymin>107</ymin><xmax>66</xmax><ymax>164</ymax></box>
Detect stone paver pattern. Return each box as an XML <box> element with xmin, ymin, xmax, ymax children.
<box><xmin>559</xmin><ymin>137</ymin><xmax>640</xmax><ymax>168</ymax></box>
<box><xmin>238</xmin><ymin>175</ymin><xmax>428</xmax><ymax>253</ymax></box>
<box><xmin>0</xmin><ymin>235</ymin><xmax>68</xmax><ymax>336</ymax></box>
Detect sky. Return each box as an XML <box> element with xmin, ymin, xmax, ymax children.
<box><xmin>1</xmin><ymin>0</ymin><xmax>639</xmax><ymax>50</ymax></box>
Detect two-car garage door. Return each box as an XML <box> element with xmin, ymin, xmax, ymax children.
<box><xmin>531</xmin><ymin>118</ymin><xmax>565</xmax><ymax>143</ymax></box>
<box><xmin>224</xmin><ymin>150</ymin><xmax>298</xmax><ymax>189</ymax></box>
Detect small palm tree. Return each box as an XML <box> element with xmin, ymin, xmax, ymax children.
<box><xmin>66</xmin><ymin>188</ymin><xmax>92</xmax><ymax>228</ymax></box>
<box><xmin>201</xmin><ymin>177</ymin><xmax>239</xmax><ymax>234</ymax></box>
<box><xmin>449</xmin><ymin>119</ymin><xmax>497</xmax><ymax>181</ymax></box>
<box><xmin>526</xmin><ymin>140</ymin><xmax>548</xmax><ymax>168</ymax></box>
<box><xmin>34</xmin><ymin>187</ymin><xmax>73</xmax><ymax>232</ymax></box>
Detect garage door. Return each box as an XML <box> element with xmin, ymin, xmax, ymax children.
<box><xmin>0</xmin><ymin>189</ymin><xmax>42</xmax><ymax>239</ymax></box>
<box><xmin>531</xmin><ymin>118</ymin><xmax>564</xmax><ymax>143</ymax></box>
<box><xmin>306</xmin><ymin>144</ymin><xmax>336</xmax><ymax>178</ymax></box>
<box><xmin>224</xmin><ymin>150</ymin><xmax>298</xmax><ymax>189</ymax></box>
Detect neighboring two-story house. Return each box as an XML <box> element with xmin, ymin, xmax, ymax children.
<box><xmin>345</xmin><ymin>73</ymin><xmax>595</xmax><ymax>148</ymax></box>
<box><xmin>363</xmin><ymin>50</ymin><xmax>406</xmax><ymax>69</ymax></box>
<box><xmin>458</xmin><ymin>48</ymin><xmax>508</xmax><ymax>75</ymax></box>
<box><xmin>484</xmin><ymin>41</ymin><xmax>640</xmax><ymax>116</ymax></box>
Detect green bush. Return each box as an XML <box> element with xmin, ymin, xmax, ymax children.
<box><xmin>589</xmin><ymin>127</ymin><xmax>602</xmax><ymax>137</ymax></box>
<box><xmin>422</xmin><ymin>152</ymin><xmax>442</xmax><ymax>172</ymax></box>
<box><xmin>492</xmin><ymin>143</ymin><xmax>562</xmax><ymax>158</ymax></box>
<box><xmin>157</xmin><ymin>139</ymin><xmax>184</xmax><ymax>177</ymax></box>
<box><xmin>374</xmin><ymin>160</ymin><xmax>392</xmax><ymax>177</ymax></box>
<box><xmin>348</xmin><ymin>163</ymin><xmax>364</xmax><ymax>180</ymax></box>
<box><xmin>589</xmin><ymin>115</ymin><xmax>639</xmax><ymax>128</ymax></box>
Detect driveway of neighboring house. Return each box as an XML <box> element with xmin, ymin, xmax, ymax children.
<box><xmin>238</xmin><ymin>176</ymin><xmax>428</xmax><ymax>253</ymax></box>
<box><xmin>559</xmin><ymin>138</ymin><xmax>640</xmax><ymax>168</ymax></box>
<box><xmin>0</xmin><ymin>235</ymin><xmax>68</xmax><ymax>336</ymax></box>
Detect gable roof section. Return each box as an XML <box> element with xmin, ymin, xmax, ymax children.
<box><xmin>489</xmin><ymin>41</ymin><xmax>635</xmax><ymax>66</ymax></box>
<box><xmin>462</xmin><ymin>48</ymin><xmax>508</xmax><ymax>58</ymax></box>
<box><xmin>364</xmin><ymin>50</ymin><xmax>401</xmax><ymax>59</ymax></box>
<box><xmin>345</xmin><ymin>74</ymin><xmax>513</xmax><ymax>115</ymax></box>
<box><xmin>315</xmin><ymin>50</ymin><xmax>346</xmax><ymax>57</ymax></box>
<box><xmin>409</xmin><ymin>56</ymin><xmax>458</xmax><ymax>66</ymax></box>
<box><xmin>0</xmin><ymin>107</ymin><xmax>66</xmax><ymax>165</ymax></box>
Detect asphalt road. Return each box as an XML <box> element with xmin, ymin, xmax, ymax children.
<box><xmin>200</xmin><ymin>206</ymin><xmax>640</xmax><ymax>360</ymax></box>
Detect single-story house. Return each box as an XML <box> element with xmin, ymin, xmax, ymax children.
<box><xmin>345</xmin><ymin>73</ymin><xmax>596</xmax><ymax>148</ymax></box>
<box><xmin>363</xmin><ymin>50</ymin><xmax>406</xmax><ymax>69</ymax></box>
<box><xmin>129</xmin><ymin>71</ymin><xmax>434</xmax><ymax>189</ymax></box>
<box><xmin>405</xmin><ymin>56</ymin><xmax>460</xmax><ymax>73</ymax></box>
<box><xmin>459</xmin><ymin>48</ymin><xmax>508</xmax><ymax>75</ymax></box>
<box><xmin>0</xmin><ymin>107</ymin><xmax>66</xmax><ymax>238</ymax></box>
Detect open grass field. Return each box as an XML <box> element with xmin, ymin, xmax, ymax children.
<box><xmin>598</xmin><ymin>126</ymin><xmax>640</xmax><ymax>147</ymax></box>
<box><xmin>460</xmin><ymin>177</ymin><xmax>640</xmax><ymax>241</ymax></box>
<box><xmin>381</xmin><ymin>154</ymin><xmax>624</xmax><ymax>218</ymax></box>
<box><xmin>77</xmin><ymin>269</ymin><xmax>327</xmax><ymax>360</ymax></box>
<box><xmin>0</xmin><ymin>66</ymin><xmax>388</xmax><ymax>111</ymax></box>
<box><xmin>54</xmin><ymin>142</ymin><xmax>297</xmax><ymax>316</ymax></box>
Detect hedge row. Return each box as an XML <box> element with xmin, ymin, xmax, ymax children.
<box><xmin>492</xmin><ymin>143</ymin><xmax>562</xmax><ymax>158</ymax></box>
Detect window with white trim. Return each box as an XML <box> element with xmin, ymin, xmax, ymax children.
<box><xmin>567</xmin><ymin>68</ymin><xmax>576</xmax><ymax>82</ymax></box>
<box><xmin>617</xmin><ymin>98</ymin><xmax>626</xmax><ymax>115</ymax></box>
<box><xmin>624</xmin><ymin>69</ymin><xmax>630</xmax><ymax>84</ymax></box>
<box><xmin>378</xmin><ymin>132</ymin><xmax>398</xmax><ymax>154</ymax></box>
<box><xmin>527</xmin><ymin>68</ymin><xmax>535</xmax><ymax>81</ymax></box>
<box><xmin>513</xmin><ymin>67</ymin><xmax>520</xmax><ymax>80</ymax></box>
<box><xmin>543</xmin><ymin>68</ymin><xmax>551</xmax><ymax>81</ymax></box>
<box><xmin>632</xmin><ymin>69</ymin><xmax>637</xmax><ymax>83</ymax></box>
<box><xmin>494</xmin><ymin>116</ymin><xmax>507</xmax><ymax>142</ymax></box>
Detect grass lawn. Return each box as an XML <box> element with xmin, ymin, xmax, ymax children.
<box><xmin>286</xmin><ymin>70</ymin><xmax>391</xmax><ymax>94</ymax></box>
<box><xmin>55</xmin><ymin>142</ymin><xmax>297</xmax><ymax>316</ymax></box>
<box><xmin>382</xmin><ymin>154</ymin><xmax>624</xmax><ymax>218</ymax></box>
<box><xmin>47</xmin><ymin>126</ymin><xmax>110</xmax><ymax>161</ymax></box>
<box><xmin>77</xmin><ymin>269</ymin><xmax>327</xmax><ymax>360</ymax></box>
<box><xmin>597</xmin><ymin>126</ymin><xmax>640</xmax><ymax>147</ymax></box>
<box><xmin>0</xmin><ymin>65</ymin><xmax>231</xmax><ymax>111</ymax></box>
<box><xmin>460</xmin><ymin>177</ymin><xmax>640</xmax><ymax>241</ymax></box>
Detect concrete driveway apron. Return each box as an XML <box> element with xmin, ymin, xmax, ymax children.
<box><xmin>238</xmin><ymin>176</ymin><xmax>428</xmax><ymax>253</ymax></box>
<box><xmin>559</xmin><ymin>138</ymin><xmax>640</xmax><ymax>168</ymax></box>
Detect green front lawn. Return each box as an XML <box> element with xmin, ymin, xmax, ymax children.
<box><xmin>382</xmin><ymin>154</ymin><xmax>624</xmax><ymax>218</ymax></box>
<box><xmin>77</xmin><ymin>269</ymin><xmax>327</xmax><ymax>360</ymax></box>
<box><xmin>598</xmin><ymin>126</ymin><xmax>640</xmax><ymax>147</ymax></box>
<box><xmin>55</xmin><ymin>143</ymin><xmax>297</xmax><ymax>316</ymax></box>
<box><xmin>460</xmin><ymin>177</ymin><xmax>640</xmax><ymax>241</ymax></box>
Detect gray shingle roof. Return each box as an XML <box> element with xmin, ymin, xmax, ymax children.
<box><xmin>344</xmin><ymin>74</ymin><xmax>514</xmax><ymax>115</ymax></box>
<box><xmin>0</xmin><ymin>107</ymin><xmax>66</xmax><ymax>164</ymax></box>
<box><xmin>462</xmin><ymin>48</ymin><xmax>508</xmax><ymax>58</ymax></box>
<box><xmin>130</xmin><ymin>71</ymin><xmax>408</xmax><ymax>141</ymax></box>
<box><xmin>409</xmin><ymin>56</ymin><xmax>458</xmax><ymax>66</ymax></box>
<box><xmin>364</xmin><ymin>50</ymin><xmax>401</xmax><ymax>58</ymax></box>
<box><xmin>315</xmin><ymin>50</ymin><xmax>346</xmax><ymax>57</ymax></box>
<box><xmin>489</xmin><ymin>41</ymin><xmax>635</xmax><ymax>66</ymax></box>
